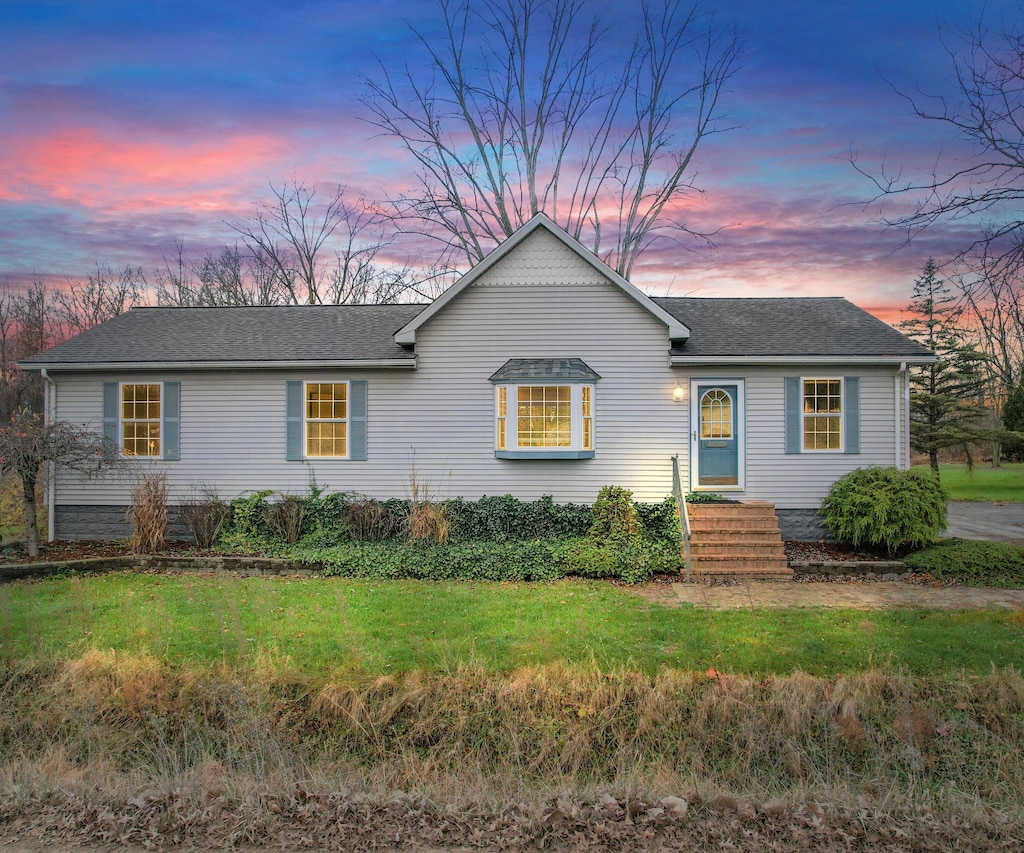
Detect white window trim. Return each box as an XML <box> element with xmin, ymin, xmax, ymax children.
<box><xmin>801</xmin><ymin>375</ymin><xmax>845</xmax><ymax>453</ymax></box>
<box><xmin>119</xmin><ymin>381</ymin><xmax>162</xmax><ymax>458</ymax></box>
<box><xmin>494</xmin><ymin>382</ymin><xmax>595</xmax><ymax>459</ymax></box>
<box><xmin>304</xmin><ymin>380</ymin><xmax>350</xmax><ymax>460</ymax></box>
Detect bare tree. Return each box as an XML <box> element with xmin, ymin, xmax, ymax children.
<box><xmin>856</xmin><ymin>12</ymin><xmax>1024</xmax><ymax>271</ymax></box>
<box><xmin>154</xmin><ymin>242</ymin><xmax>288</xmax><ymax>307</ymax></box>
<box><xmin>0</xmin><ymin>409</ymin><xmax>123</xmax><ymax>556</ymax></box>
<box><xmin>229</xmin><ymin>179</ymin><xmax>411</xmax><ymax>305</ymax></box>
<box><xmin>51</xmin><ymin>264</ymin><xmax>147</xmax><ymax>336</ymax></box>
<box><xmin>364</xmin><ymin>0</ymin><xmax>739</xmax><ymax>278</ymax></box>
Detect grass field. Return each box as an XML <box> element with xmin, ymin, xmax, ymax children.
<box><xmin>2</xmin><ymin>572</ymin><xmax>1023</xmax><ymax>845</ymax></box>
<box><xmin>2</xmin><ymin>572</ymin><xmax>1020</xmax><ymax>676</ymax></box>
<box><xmin>919</xmin><ymin>462</ymin><xmax>1024</xmax><ymax>501</ymax></box>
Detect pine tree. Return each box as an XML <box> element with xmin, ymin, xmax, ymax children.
<box><xmin>900</xmin><ymin>259</ymin><xmax>990</xmax><ymax>474</ymax></box>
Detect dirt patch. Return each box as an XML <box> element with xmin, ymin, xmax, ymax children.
<box><xmin>0</xmin><ymin>791</ymin><xmax>1020</xmax><ymax>852</ymax></box>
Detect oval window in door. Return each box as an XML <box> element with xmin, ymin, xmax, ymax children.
<box><xmin>700</xmin><ymin>388</ymin><xmax>733</xmax><ymax>439</ymax></box>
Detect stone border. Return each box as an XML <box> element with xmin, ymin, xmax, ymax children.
<box><xmin>790</xmin><ymin>560</ymin><xmax>906</xmax><ymax>577</ymax></box>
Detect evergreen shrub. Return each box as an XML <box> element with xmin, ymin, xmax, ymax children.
<box><xmin>820</xmin><ymin>467</ymin><xmax>947</xmax><ymax>553</ymax></box>
<box><xmin>904</xmin><ymin>538</ymin><xmax>1024</xmax><ymax>588</ymax></box>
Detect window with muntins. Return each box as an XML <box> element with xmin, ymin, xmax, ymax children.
<box><xmin>305</xmin><ymin>382</ymin><xmax>348</xmax><ymax>457</ymax></box>
<box><xmin>803</xmin><ymin>378</ymin><xmax>842</xmax><ymax>450</ymax></box>
<box><xmin>494</xmin><ymin>383</ymin><xmax>594</xmax><ymax>457</ymax></box>
<box><xmin>700</xmin><ymin>388</ymin><xmax>733</xmax><ymax>439</ymax></box>
<box><xmin>121</xmin><ymin>383</ymin><xmax>161</xmax><ymax>456</ymax></box>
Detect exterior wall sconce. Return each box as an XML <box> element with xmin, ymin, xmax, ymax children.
<box><xmin>673</xmin><ymin>383</ymin><xmax>685</xmax><ymax>402</ymax></box>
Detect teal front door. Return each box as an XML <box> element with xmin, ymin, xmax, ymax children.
<box><xmin>697</xmin><ymin>384</ymin><xmax>739</xmax><ymax>486</ymax></box>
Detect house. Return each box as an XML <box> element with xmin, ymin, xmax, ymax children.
<box><xmin>20</xmin><ymin>214</ymin><xmax>933</xmax><ymax>542</ymax></box>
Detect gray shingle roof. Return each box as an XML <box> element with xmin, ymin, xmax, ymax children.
<box><xmin>21</xmin><ymin>304</ymin><xmax>427</xmax><ymax>366</ymax></box>
<box><xmin>652</xmin><ymin>297</ymin><xmax>931</xmax><ymax>358</ymax></box>
<box><xmin>489</xmin><ymin>358</ymin><xmax>601</xmax><ymax>382</ymax></box>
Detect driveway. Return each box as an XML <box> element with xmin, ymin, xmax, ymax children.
<box><xmin>945</xmin><ymin>501</ymin><xmax>1024</xmax><ymax>545</ymax></box>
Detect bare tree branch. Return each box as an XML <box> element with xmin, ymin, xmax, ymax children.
<box><xmin>363</xmin><ymin>0</ymin><xmax>739</xmax><ymax>277</ymax></box>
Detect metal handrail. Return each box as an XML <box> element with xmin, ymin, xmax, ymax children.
<box><xmin>671</xmin><ymin>454</ymin><xmax>692</xmax><ymax>582</ymax></box>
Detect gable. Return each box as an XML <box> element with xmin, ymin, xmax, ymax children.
<box><xmin>393</xmin><ymin>214</ymin><xmax>689</xmax><ymax>345</ymax></box>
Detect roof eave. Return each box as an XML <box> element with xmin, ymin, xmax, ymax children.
<box><xmin>19</xmin><ymin>358</ymin><xmax>417</xmax><ymax>372</ymax></box>
<box><xmin>670</xmin><ymin>354</ymin><xmax>935</xmax><ymax>366</ymax></box>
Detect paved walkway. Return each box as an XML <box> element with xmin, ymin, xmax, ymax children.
<box><xmin>946</xmin><ymin>501</ymin><xmax>1024</xmax><ymax>544</ymax></box>
<box><xmin>671</xmin><ymin>581</ymin><xmax>1024</xmax><ymax>610</ymax></box>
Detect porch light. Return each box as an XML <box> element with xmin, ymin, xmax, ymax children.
<box><xmin>673</xmin><ymin>383</ymin><xmax>685</xmax><ymax>402</ymax></box>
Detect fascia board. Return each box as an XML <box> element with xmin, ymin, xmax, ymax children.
<box><xmin>19</xmin><ymin>358</ymin><xmax>417</xmax><ymax>372</ymax></box>
<box><xmin>670</xmin><ymin>354</ymin><xmax>935</xmax><ymax>366</ymax></box>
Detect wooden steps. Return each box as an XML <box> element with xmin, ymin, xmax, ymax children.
<box><xmin>686</xmin><ymin>501</ymin><xmax>792</xmax><ymax>578</ymax></box>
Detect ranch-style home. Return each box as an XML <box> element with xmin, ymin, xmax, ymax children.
<box><xmin>21</xmin><ymin>213</ymin><xmax>932</xmax><ymax>548</ymax></box>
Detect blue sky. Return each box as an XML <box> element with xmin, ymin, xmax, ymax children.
<box><xmin>0</xmin><ymin>0</ymin><xmax>1006</xmax><ymax>319</ymax></box>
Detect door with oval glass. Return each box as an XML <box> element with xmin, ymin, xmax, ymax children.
<box><xmin>692</xmin><ymin>382</ymin><xmax>742</xmax><ymax>488</ymax></box>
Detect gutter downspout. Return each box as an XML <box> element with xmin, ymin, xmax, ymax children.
<box><xmin>40</xmin><ymin>369</ymin><xmax>56</xmax><ymax>542</ymax></box>
<box><xmin>895</xmin><ymin>362</ymin><xmax>907</xmax><ymax>469</ymax></box>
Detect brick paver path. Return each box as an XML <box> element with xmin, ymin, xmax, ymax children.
<box><xmin>672</xmin><ymin>581</ymin><xmax>1024</xmax><ymax>610</ymax></box>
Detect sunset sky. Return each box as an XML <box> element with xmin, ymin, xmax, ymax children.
<box><xmin>0</xmin><ymin>0</ymin><xmax>1005</xmax><ymax>322</ymax></box>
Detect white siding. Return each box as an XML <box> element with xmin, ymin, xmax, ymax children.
<box><xmin>53</xmin><ymin>228</ymin><xmax>688</xmax><ymax>508</ymax></box>
<box><xmin>50</xmin><ymin>228</ymin><xmax>908</xmax><ymax>517</ymax></box>
<box><xmin>680</xmin><ymin>366</ymin><xmax>902</xmax><ymax>508</ymax></box>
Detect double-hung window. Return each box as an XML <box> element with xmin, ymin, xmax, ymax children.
<box><xmin>490</xmin><ymin>358</ymin><xmax>599</xmax><ymax>459</ymax></box>
<box><xmin>802</xmin><ymin>378</ymin><xmax>843</xmax><ymax>451</ymax></box>
<box><xmin>103</xmin><ymin>381</ymin><xmax>179</xmax><ymax>461</ymax></box>
<box><xmin>121</xmin><ymin>383</ymin><xmax>162</xmax><ymax>456</ymax></box>
<box><xmin>785</xmin><ymin>375</ymin><xmax>859</xmax><ymax>455</ymax></box>
<box><xmin>285</xmin><ymin>379</ymin><xmax>367</xmax><ymax>462</ymax></box>
<box><xmin>305</xmin><ymin>382</ymin><xmax>348</xmax><ymax>458</ymax></box>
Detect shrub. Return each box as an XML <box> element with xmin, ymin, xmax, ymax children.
<box><xmin>345</xmin><ymin>496</ymin><xmax>397</xmax><ymax>541</ymax></box>
<box><xmin>264</xmin><ymin>494</ymin><xmax>306</xmax><ymax>544</ymax></box>
<box><xmin>309</xmin><ymin>535</ymin><xmax>674</xmax><ymax>584</ymax></box>
<box><xmin>904</xmin><ymin>538</ymin><xmax>1024</xmax><ymax>588</ymax></box>
<box><xmin>447</xmin><ymin>494</ymin><xmax>592</xmax><ymax>541</ymax></box>
<box><xmin>634</xmin><ymin>497</ymin><xmax>681</xmax><ymax>545</ymax></box>
<box><xmin>820</xmin><ymin>466</ymin><xmax>947</xmax><ymax>553</ymax></box>
<box><xmin>178</xmin><ymin>486</ymin><xmax>228</xmax><ymax>549</ymax></box>
<box><xmin>127</xmin><ymin>473</ymin><xmax>168</xmax><ymax>554</ymax></box>
<box><xmin>302</xmin><ymin>488</ymin><xmax>348</xmax><ymax>535</ymax></box>
<box><xmin>218</xmin><ymin>490</ymin><xmax>274</xmax><ymax>549</ymax></box>
<box><xmin>590</xmin><ymin>486</ymin><xmax>639</xmax><ymax>542</ymax></box>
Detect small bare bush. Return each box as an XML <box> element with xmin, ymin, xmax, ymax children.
<box><xmin>407</xmin><ymin>500</ymin><xmax>452</xmax><ymax>543</ymax></box>
<box><xmin>345</xmin><ymin>496</ymin><xmax>397</xmax><ymax>541</ymax></box>
<box><xmin>178</xmin><ymin>486</ymin><xmax>229</xmax><ymax>549</ymax></box>
<box><xmin>127</xmin><ymin>472</ymin><xmax>167</xmax><ymax>553</ymax></box>
<box><xmin>405</xmin><ymin>462</ymin><xmax>451</xmax><ymax>543</ymax></box>
<box><xmin>264</xmin><ymin>494</ymin><xmax>305</xmax><ymax>543</ymax></box>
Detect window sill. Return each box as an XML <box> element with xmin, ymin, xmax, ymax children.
<box><xmin>495</xmin><ymin>450</ymin><xmax>595</xmax><ymax>460</ymax></box>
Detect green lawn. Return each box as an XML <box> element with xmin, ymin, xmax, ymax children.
<box><xmin>1</xmin><ymin>572</ymin><xmax>1019</xmax><ymax>676</ymax></box>
<box><xmin>917</xmin><ymin>462</ymin><xmax>1024</xmax><ymax>501</ymax></box>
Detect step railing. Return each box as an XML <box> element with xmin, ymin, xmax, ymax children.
<box><xmin>671</xmin><ymin>454</ymin><xmax>692</xmax><ymax>581</ymax></box>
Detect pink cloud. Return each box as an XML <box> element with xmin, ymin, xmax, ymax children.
<box><xmin>2</xmin><ymin>127</ymin><xmax>292</xmax><ymax>212</ymax></box>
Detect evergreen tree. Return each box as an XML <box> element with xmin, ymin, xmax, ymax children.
<box><xmin>900</xmin><ymin>259</ymin><xmax>990</xmax><ymax>474</ymax></box>
<box><xmin>1003</xmin><ymin>382</ymin><xmax>1024</xmax><ymax>461</ymax></box>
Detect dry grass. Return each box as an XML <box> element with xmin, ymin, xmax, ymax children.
<box><xmin>1</xmin><ymin>656</ymin><xmax>1023</xmax><ymax>848</ymax></box>
<box><xmin>126</xmin><ymin>473</ymin><xmax>167</xmax><ymax>553</ymax></box>
<box><xmin>405</xmin><ymin>464</ymin><xmax>451</xmax><ymax>543</ymax></box>
<box><xmin>2</xmin><ymin>657</ymin><xmax>1023</xmax><ymax>810</ymax></box>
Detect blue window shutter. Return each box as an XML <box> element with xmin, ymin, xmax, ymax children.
<box><xmin>102</xmin><ymin>382</ymin><xmax>119</xmax><ymax>459</ymax></box>
<box><xmin>784</xmin><ymin>376</ymin><xmax>801</xmax><ymax>454</ymax></box>
<box><xmin>286</xmin><ymin>381</ymin><xmax>303</xmax><ymax>461</ymax></box>
<box><xmin>349</xmin><ymin>380</ymin><xmax>367</xmax><ymax>461</ymax></box>
<box><xmin>162</xmin><ymin>381</ymin><xmax>180</xmax><ymax>461</ymax></box>
<box><xmin>844</xmin><ymin>376</ymin><xmax>860</xmax><ymax>454</ymax></box>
